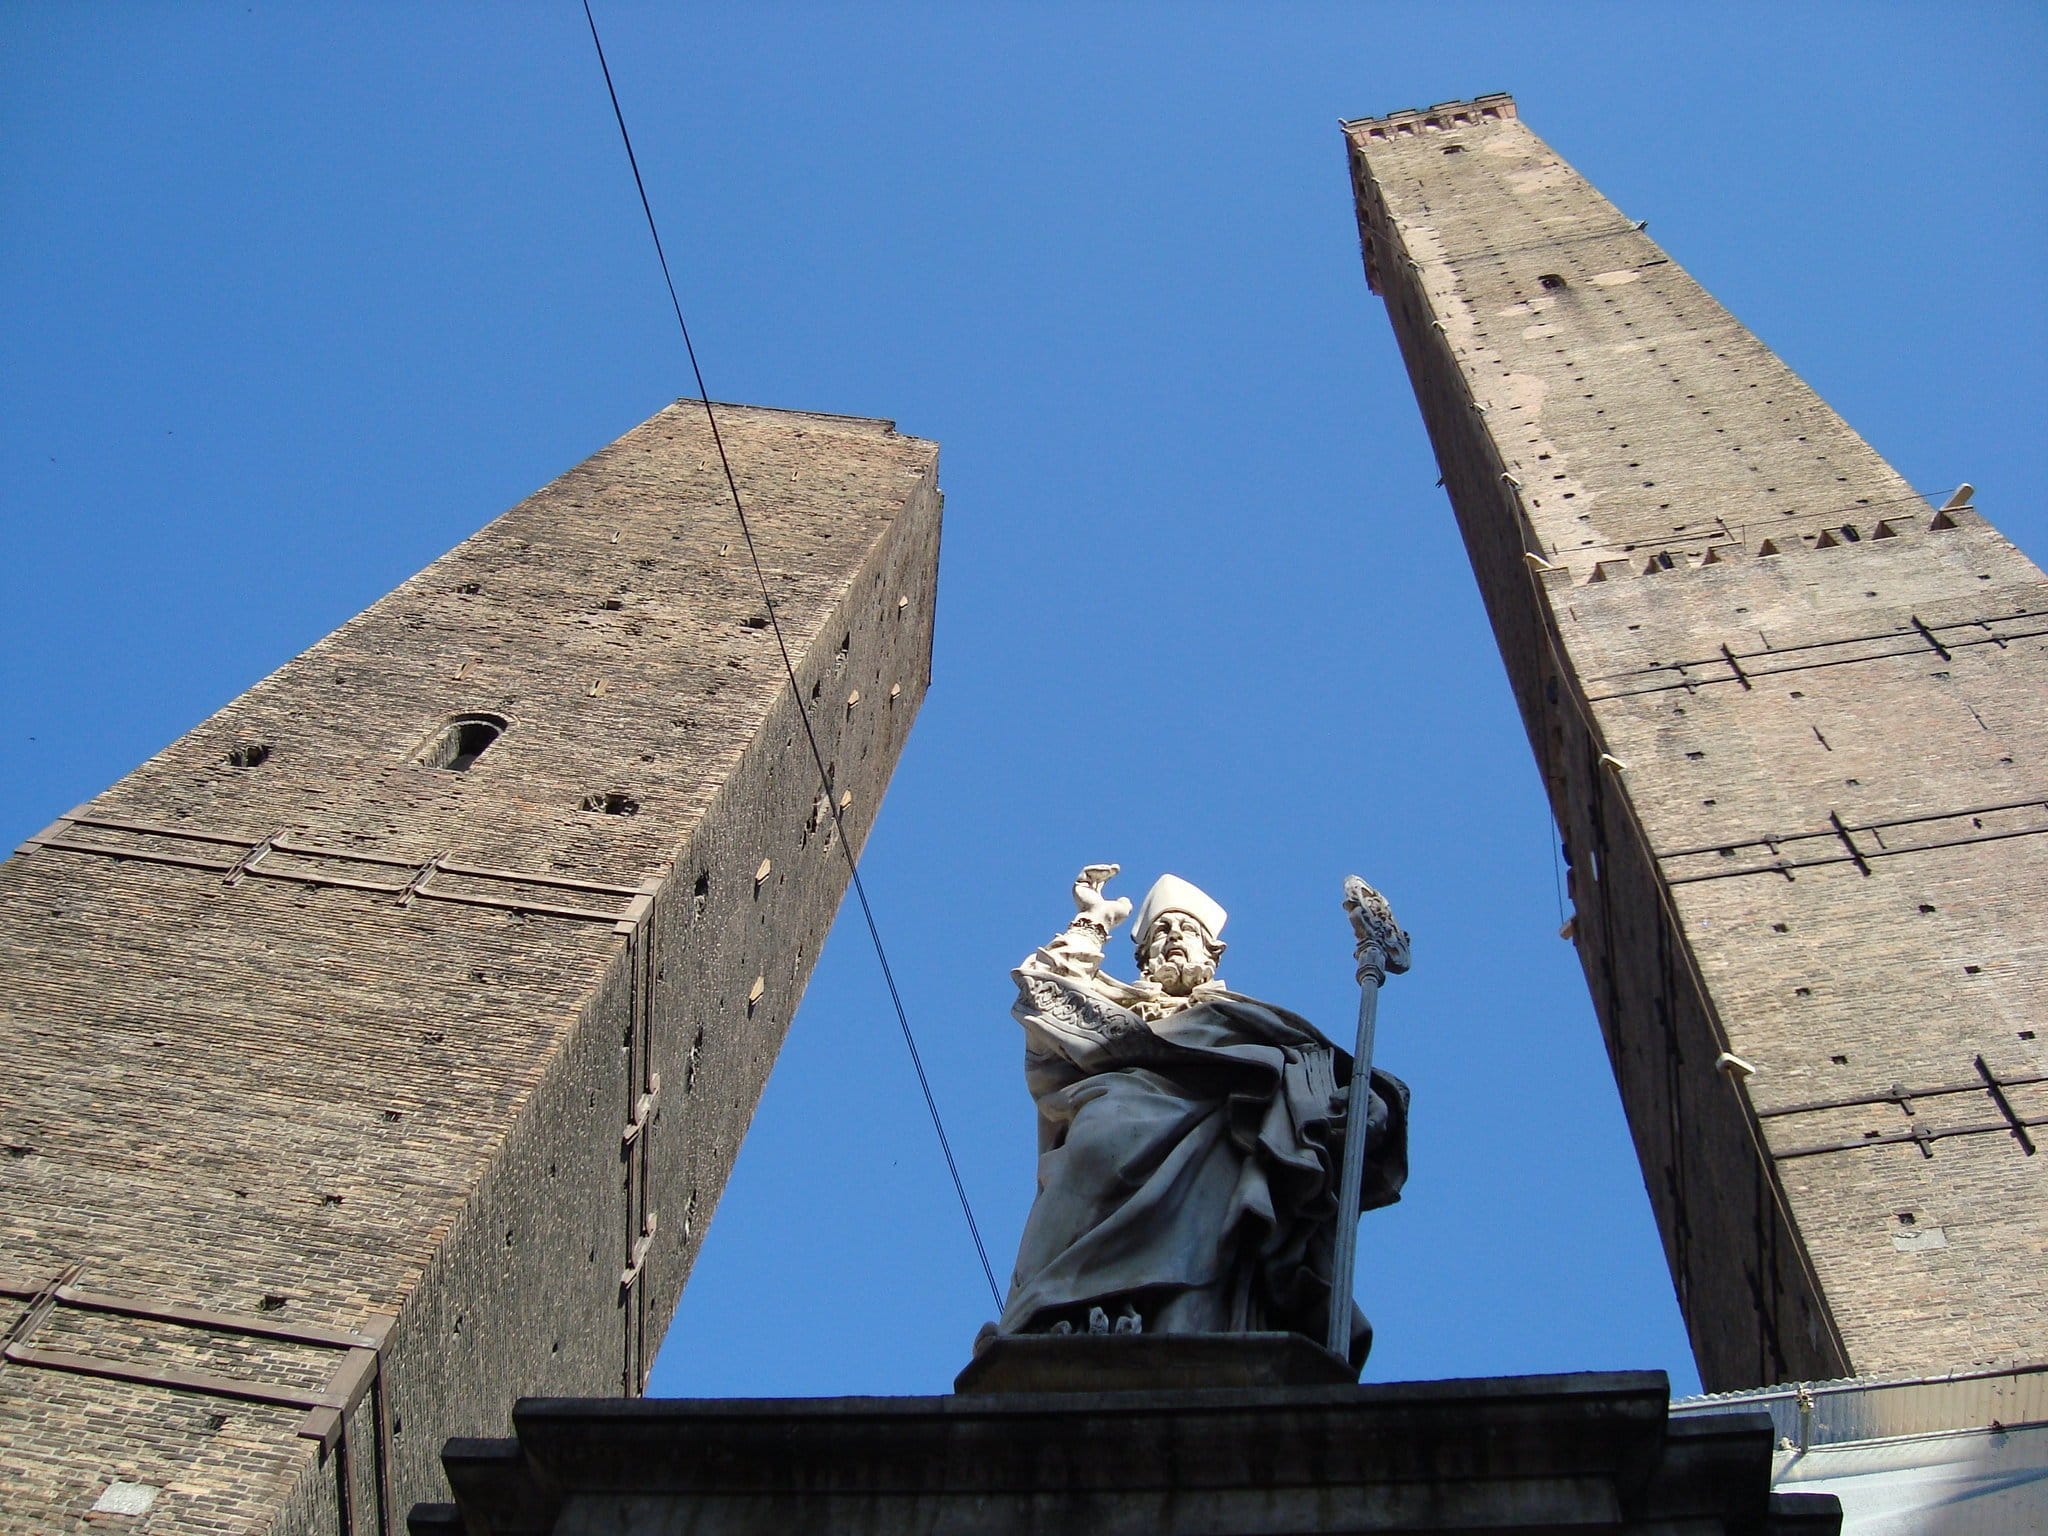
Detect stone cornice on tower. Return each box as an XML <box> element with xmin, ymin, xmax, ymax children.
<box><xmin>1343</xmin><ymin>96</ymin><xmax>1518</xmax><ymax>295</ymax></box>
<box><xmin>1341</xmin><ymin>93</ymin><xmax>1518</xmax><ymax>139</ymax></box>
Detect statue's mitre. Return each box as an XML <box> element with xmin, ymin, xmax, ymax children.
<box><xmin>1132</xmin><ymin>874</ymin><xmax>1227</xmax><ymax>946</ymax></box>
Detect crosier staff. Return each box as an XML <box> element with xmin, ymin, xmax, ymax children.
<box><xmin>1326</xmin><ymin>875</ymin><xmax>1411</xmax><ymax>1358</ymax></box>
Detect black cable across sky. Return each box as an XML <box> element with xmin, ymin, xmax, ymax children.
<box><xmin>578</xmin><ymin>0</ymin><xmax>1005</xmax><ymax>1312</ymax></box>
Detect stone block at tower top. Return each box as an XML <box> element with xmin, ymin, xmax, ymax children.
<box><xmin>52</xmin><ymin>400</ymin><xmax>940</xmax><ymax>886</ymax></box>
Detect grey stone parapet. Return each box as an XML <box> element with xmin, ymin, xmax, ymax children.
<box><xmin>411</xmin><ymin>1364</ymin><xmax>1840</xmax><ymax>1534</ymax></box>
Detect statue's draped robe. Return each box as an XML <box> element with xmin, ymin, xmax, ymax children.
<box><xmin>998</xmin><ymin>952</ymin><xmax>1408</xmax><ymax>1366</ymax></box>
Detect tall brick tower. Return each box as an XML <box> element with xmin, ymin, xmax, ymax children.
<box><xmin>0</xmin><ymin>402</ymin><xmax>942</xmax><ymax>1533</ymax></box>
<box><xmin>1345</xmin><ymin>97</ymin><xmax>2046</xmax><ymax>1392</ymax></box>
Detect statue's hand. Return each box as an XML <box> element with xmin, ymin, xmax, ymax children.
<box><xmin>1071</xmin><ymin>864</ymin><xmax>1132</xmax><ymax>933</ymax></box>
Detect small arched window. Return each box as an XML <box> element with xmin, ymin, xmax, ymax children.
<box><xmin>417</xmin><ymin>713</ymin><xmax>508</xmax><ymax>772</ymax></box>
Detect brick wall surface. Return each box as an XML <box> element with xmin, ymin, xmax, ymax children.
<box><xmin>1346</xmin><ymin>98</ymin><xmax>2046</xmax><ymax>1391</ymax></box>
<box><xmin>0</xmin><ymin>402</ymin><xmax>943</xmax><ymax>1533</ymax></box>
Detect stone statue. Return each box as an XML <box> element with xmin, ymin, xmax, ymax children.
<box><xmin>994</xmin><ymin>865</ymin><xmax>1408</xmax><ymax>1367</ymax></box>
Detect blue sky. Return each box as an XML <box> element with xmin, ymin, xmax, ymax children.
<box><xmin>4</xmin><ymin>4</ymin><xmax>2043</xmax><ymax>1403</ymax></box>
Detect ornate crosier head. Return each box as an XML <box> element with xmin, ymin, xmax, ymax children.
<box><xmin>1342</xmin><ymin>874</ymin><xmax>1411</xmax><ymax>986</ymax></box>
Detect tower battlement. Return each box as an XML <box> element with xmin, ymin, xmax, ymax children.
<box><xmin>1340</xmin><ymin>92</ymin><xmax>1518</xmax><ymax>137</ymax></box>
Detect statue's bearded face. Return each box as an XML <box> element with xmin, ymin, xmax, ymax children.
<box><xmin>1139</xmin><ymin>911</ymin><xmax>1223</xmax><ymax>996</ymax></box>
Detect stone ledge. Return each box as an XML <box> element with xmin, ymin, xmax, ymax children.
<box><xmin>413</xmin><ymin>1368</ymin><xmax>1840</xmax><ymax>1535</ymax></box>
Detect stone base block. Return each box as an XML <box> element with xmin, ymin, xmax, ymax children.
<box><xmin>954</xmin><ymin>1329</ymin><xmax>1357</xmax><ymax>1394</ymax></box>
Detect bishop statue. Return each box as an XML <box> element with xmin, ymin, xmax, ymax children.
<box><xmin>993</xmin><ymin>865</ymin><xmax>1410</xmax><ymax>1369</ymax></box>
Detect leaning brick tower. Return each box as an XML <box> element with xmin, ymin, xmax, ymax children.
<box><xmin>1346</xmin><ymin>96</ymin><xmax>2046</xmax><ymax>1392</ymax></box>
<box><xmin>0</xmin><ymin>402</ymin><xmax>942</xmax><ymax>1533</ymax></box>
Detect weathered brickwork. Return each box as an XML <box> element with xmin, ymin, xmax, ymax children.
<box><xmin>0</xmin><ymin>402</ymin><xmax>943</xmax><ymax>1532</ymax></box>
<box><xmin>1346</xmin><ymin>97</ymin><xmax>2047</xmax><ymax>1391</ymax></box>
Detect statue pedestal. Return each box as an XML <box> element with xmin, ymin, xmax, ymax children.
<box><xmin>954</xmin><ymin>1329</ymin><xmax>1356</xmax><ymax>1394</ymax></box>
<box><xmin>412</xmin><ymin>1360</ymin><xmax>1841</xmax><ymax>1535</ymax></box>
